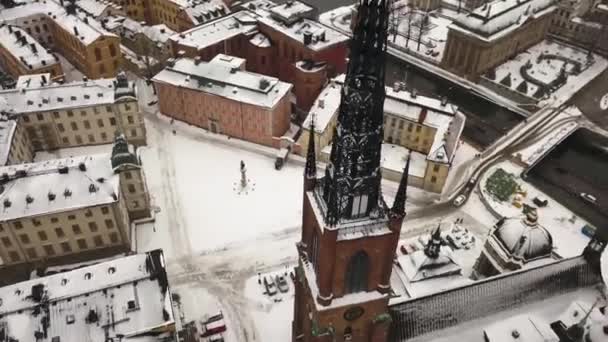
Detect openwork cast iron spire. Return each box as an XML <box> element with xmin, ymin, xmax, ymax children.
<box><xmin>305</xmin><ymin>116</ymin><xmax>317</xmax><ymax>179</ymax></box>
<box><xmin>322</xmin><ymin>0</ymin><xmax>391</xmax><ymax>225</ymax></box>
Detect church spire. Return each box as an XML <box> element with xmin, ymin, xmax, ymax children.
<box><xmin>391</xmin><ymin>154</ymin><xmax>410</xmax><ymax>217</ymax></box>
<box><xmin>304</xmin><ymin>115</ymin><xmax>317</xmax><ymax>179</ymax></box>
<box><xmin>424</xmin><ymin>225</ymin><xmax>443</xmax><ymax>259</ymax></box>
<box><xmin>322</xmin><ymin>0</ymin><xmax>391</xmax><ymax>226</ymax></box>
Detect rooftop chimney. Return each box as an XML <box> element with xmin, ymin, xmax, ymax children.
<box><xmin>73</xmin><ymin>26</ymin><xmax>79</xmax><ymax>36</ymax></box>
<box><xmin>303</xmin><ymin>30</ymin><xmax>312</xmax><ymax>45</ymax></box>
<box><xmin>440</xmin><ymin>97</ymin><xmax>448</xmax><ymax>106</ymax></box>
<box><xmin>194</xmin><ymin>56</ymin><xmax>202</xmax><ymax>65</ymax></box>
<box><xmin>30</xmin><ymin>43</ymin><xmax>37</xmax><ymax>53</ymax></box>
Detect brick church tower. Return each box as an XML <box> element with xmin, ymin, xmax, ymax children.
<box><xmin>291</xmin><ymin>0</ymin><xmax>409</xmax><ymax>340</ymax></box>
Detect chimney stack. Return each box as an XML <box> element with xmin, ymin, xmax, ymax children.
<box><xmin>73</xmin><ymin>26</ymin><xmax>79</xmax><ymax>36</ymax></box>
<box><xmin>303</xmin><ymin>30</ymin><xmax>312</xmax><ymax>45</ymax></box>
<box><xmin>30</xmin><ymin>43</ymin><xmax>37</xmax><ymax>53</ymax></box>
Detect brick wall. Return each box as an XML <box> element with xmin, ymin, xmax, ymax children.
<box><xmin>389</xmin><ymin>256</ymin><xmax>601</xmax><ymax>340</ymax></box>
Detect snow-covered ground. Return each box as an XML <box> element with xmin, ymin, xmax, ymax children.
<box><xmin>478</xmin><ymin>161</ymin><xmax>590</xmax><ymax>258</ymax></box>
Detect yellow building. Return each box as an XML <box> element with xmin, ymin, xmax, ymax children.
<box><xmin>0</xmin><ymin>135</ymin><xmax>150</xmax><ymax>269</ymax></box>
<box><xmin>297</xmin><ymin>78</ymin><xmax>466</xmax><ymax>194</ymax></box>
<box><xmin>0</xmin><ymin>73</ymin><xmax>146</xmax><ymax>153</ymax></box>
<box><xmin>0</xmin><ymin>1</ymin><xmax>122</xmax><ymax>79</ymax></box>
<box><xmin>0</xmin><ymin>24</ymin><xmax>63</xmax><ymax>80</ymax></box>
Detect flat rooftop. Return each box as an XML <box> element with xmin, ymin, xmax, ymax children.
<box><xmin>153</xmin><ymin>57</ymin><xmax>292</xmax><ymax>108</ymax></box>
<box><xmin>0</xmin><ymin>154</ymin><xmax>120</xmax><ymax>221</ymax></box>
<box><xmin>0</xmin><ymin>250</ymin><xmax>175</xmax><ymax>342</ymax></box>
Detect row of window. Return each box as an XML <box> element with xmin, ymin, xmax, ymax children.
<box><xmin>2</xmin><ymin>220</ymin><xmax>115</xmax><ymax>248</ymax></box>
<box><xmin>4</xmin><ymin>207</ymin><xmax>111</xmax><ymax>230</ymax></box>
<box><xmin>4</xmin><ymin>232</ymin><xmax>120</xmax><ymax>262</ymax></box>
<box><xmin>22</xmin><ymin>106</ymin><xmax>115</xmax><ymax>123</ymax></box>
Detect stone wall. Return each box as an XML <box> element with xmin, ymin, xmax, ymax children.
<box><xmin>389</xmin><ymin>256</ymin><xmax>601</xmax><ymax>340</ymax></box>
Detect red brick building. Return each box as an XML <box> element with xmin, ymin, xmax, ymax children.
<box><xmin>169</xmin><ymin>0</ymin><xmax>349</xmax><ymax>111</ymax></box>
<box><xmin>152</xmin><ymin>54</ymin><xmax>293</xmax><ymax>147</ymax></box>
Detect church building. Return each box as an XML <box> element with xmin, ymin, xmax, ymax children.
<box><xmin>291</xmin><ymin>0</ymin><xmax>409</xmax><ymax>340</ymax></box>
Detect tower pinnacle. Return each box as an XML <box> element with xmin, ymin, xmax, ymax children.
<box><xmin>304</xmin><ymin>115</ymin><xmax>317</xmax><ymax>180</ymax></box>
<box><xmin>392</xmin><ymin>154</ymin><xmax>410</xmax><ymax>217</ymax></box>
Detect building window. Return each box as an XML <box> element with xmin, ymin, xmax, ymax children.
<box><xmin>431</xmin><ymin>176</ymin><xmax>437</xmax><ymax>183</ymax></box>
<box><xmin>32</xmin><ymin>218</ymin><xmax>41</xmax><ymax>226</ymax></box>
<box><xmin>94</xmin><ymin>47</ymin><xmax>102</xmax><ymax>61</ymax></box>
<box><xmin>61</xmin><ymin>242</ymin><xmax>72</xmax><ymax>253</ymax></box>
<box><xmin>20</xmin><ymin>234</ymin><xmax>30</xmax><ymax>244</ymax></box>
<box><xmin>407</xmin><ymin>123</ymin><xmax>413</xmax><ymax>132</ymax></box>
<box><xmin>109</xmin><ymin>44</ymin><xmax>117</xmax><ymax>57</ymax></box>
<box><xmin>127</xmin><ymin>115</ymin><xmax>134</xmax><ymax>124</ymax></box>
<box><xmin>125</xmin><ymin>104</ymin><xmax>132</xmax><ymax>112</ymax></box>
<box><xmin>26</xmin><ymin>247</ymin><xmax>37</xmax><ymax>259</ymax></box>
<box><xmin>9</xmin><ymin>251</ymin><xmax>20</xmax><ymax>262</ymax></box>
<box><xmin>38</xmin><ymin>231</ymin><xmax>48</xmax><ymax>241</ymax></box>
<box><xmin>37</xmin><ymin>113</ymin><xmax>44</xmax><ymax>121</ymax></box>
<box><xmin>101</xmin><ymin>132</ymin><xmax>107</xmax><ymax>140</ymax></box>
<box><xmin>97</xmin><ymin>119</ymin><xmax>104</xmax><ymax>128</ymax></box>
<box><xmin>67</xmin><ymin>110</ymin><xmax>74</xmax><ymax>117</ymax></box>
<box><xmin>2</xmin><ymin>237</ymin><xmax>12</xmax><ymax>247</ymax></box>
<box><xmin>88</xmin><ymin>134</ymin><xmax>95</xmax><ymax>143</ymax></box>
<box><xmin>14</xmin><ymin>221</ymin><xmax>22</xmax><ymax>229</ymax></box>
<box><xmin>106</xmin><ymin>106</ymin><xmax>113</xmax><ymax>113</ymax></box>
<box><xmin>58</xmin><ymin>123</ymin><xmax>65</xmax><ymax>132</ymax></box>
<box><xmin>128</xmin><ymin>184</ymin><xmax>136</xmax><ymax>193</ymax></box>
<box><xmin>44</xmin><ymin>245</ymin><xmax>55</xmax><ymax>256</ymax></box>
<box><xmin>62</xmin><ymin>137</ymin><xmax>69</xmax><ymax>144</ymax></box>
<box><xmin>398</xmin><ymin>120</ymin><xmax>404</xmax><ymax>129</ymax></box>
<box><xmin>71</xmin><ymin>122</ymin><xmax>78</xmax><ymax>130</ymax></box>
<box><xmin>53</xmin><ymin>111</ymin><xmax>60</xmax><ymax>118</ymax></box>
<box><xmin>101</xmin><ymin>207</ymin><xmax>109</xmax><ymax>215</ymax></box>
<box><xmin>77</xmin><ymin>238</ymin><xmax>88</xmax><ymax>249</ymax></box>
<box><xmin>99</xmin><ymin>64</ymin><xmax>106</xmax><ymax>75</ymax></box>
<box><xmin>55</xmin><ymin>227</ymin><xmax>65</xmax><ymax>238</ymax></box>
<box><xmin>75</xmin><ymin>135</ymin><xmax>83</xmax><ymax>144</ymax></box>
<box><xmin>84</xmin><ymin>120</ymin><xmax>91</xmax><ymax>129</ymax></box>
<box><xmin>72</xmin><ymin>224</ymin><xmax>82</xmax><ymax>234</ymax></box>
<box><xmin>416</xmin><ymin>125</ymin><xmax>422</xmax><ymax>133</ymax></box>
<box><xmin>345</xmin><ymin>251</ymin><xmax>369</xmax><ymax>294</ymax></box>
<box><xmin>105</xmin><ymin>219</ymin><xmax>114</xmax><ymax>229</ymax></box>
<box><xmin>433</xmin><ymin>164</ymin><xmax>440</xmax><ymax>172</ymax></box>
<box><xmin>93</xmin><ymin>235</ymin><xmax>104</xmax><ymax>247</ymax></box>
<box><xmin>88</xmin><ymin>222</ymin><xmax>98</xmax><ymax>232</ymax></box>
<box><xmin>109</xmin><ymin>117</ymin><xmax>116</xmax><ymax>126</ymax></box>
<box><xmin>80</xmin><ymin>110</ymin><xmax>87</xmax><ymax>117</ymax></box>
<box><xmin>23</xmin><ymin>116</ymin><xmax>30</xmax><ymax>123</ymax></box>
<box><xmin>109</xmin><ymin>232</ymin><xmax>119</xmax><ymax>243</ymax></box>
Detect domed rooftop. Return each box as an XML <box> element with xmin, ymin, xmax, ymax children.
<box><xmin>493</xmin><ymin>210</ymin><xmax>553</xmax><ymax>261</ymax></box>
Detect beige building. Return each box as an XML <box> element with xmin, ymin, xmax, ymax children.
<box><xmin>0</xmin><ymin>117</ymin><xmax>35</xmax><ymax>166</ymax></box>
<box><xmin>0</xmin><ymin>152</ymin><xmax>144</xmax><ymax>270</ymax></box>
<box><xmin>0</xmin><ymin>1</ymin><xmax>122</xmax><ymax>79</ymax></box>
<box><xmin>0</xmin><ymin>73</ymin><xmax>146</xmax><ymax>154</ymax></box>
<box><xmin>549</xmin><ymin>0</ymin><xmax>608</xmax><ymax>56</ymax></box>
<box><xmin>0</xmin><ymin>24</ymin><xmax>63</xmax><ymax>81</ymax></box>
<box><xmin>298</xmin><ymin>77</ymin><xmax>466</xmax><ymax>194</ymax></box>
<box><xmin>441</xmin><ymin>0</ymin><xmax>556</xmax><ymax>80</ymax></box>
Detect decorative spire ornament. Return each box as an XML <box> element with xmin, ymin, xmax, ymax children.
<box><xmin>391</xmin><ymin>154</ymin><xmax>411</xmax><ymax>218</ymax></box>
<box><xmin>304</xmin><ymin>115</ymin><xmax>317</xmax><ymax>180</ymax></box>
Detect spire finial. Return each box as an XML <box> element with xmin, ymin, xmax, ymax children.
<box><xmin>391</xmin><ymin>154</ymin><xmax>410</xmax><ymax>217</ymax></box>
<box><xmin>305</xmin><ymin>115</ymin><xmax>317</xmax><ymax>179</ymax></box>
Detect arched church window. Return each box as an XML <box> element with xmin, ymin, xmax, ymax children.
<box><xmin>345</xmin><ymin>251</ymin><xmax>369</xmax><ymax>294</ymax></box>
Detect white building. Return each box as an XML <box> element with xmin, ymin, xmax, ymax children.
<box><xmin>0</xmin><ymin>250</ymin><xmax>176</xmax><ymax>342</ymax></box>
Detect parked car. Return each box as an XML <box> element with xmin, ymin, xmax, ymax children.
<box><xmin>581</xmin><ymin>224</ymin><xmax>596</xmax><ymax>238</ymax></box>
<box><xmin>533</xmin><ymin>196</ymin><xmax>548</xmax><ymax>207</ymax></box>
<box><xmin>580</xmin><ymin>193</ymin><xmax>597</xmax><ymax>204</ymax></box>
<box><xmin>453</xmin><ymin>195</ymin><xmax>466</xmax><ymax>207</ymax></box>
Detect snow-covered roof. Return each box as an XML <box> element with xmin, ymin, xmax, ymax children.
<box><xmin>483</xmin><ymin>314</ymin><xmax>559</xmax><ymax>341</ymax></box>
<box><xmin>0</xmin><ymin>1</ymin><xmax>64</xmax><ymax>22</ymax></box>
<box><xmin>152</xmin><ymin>57</ymin><xmax>292</xmax><ymax>108</ymax></box>
<box><xmin>0</xmin><ymin>250</ymin><xmax>175</xmax><ymax>342</ymax></box>
<box><xmin>118</xmin><ymin>17</ymin><xmax>176</xmax><ymax>44</ymax></box>
<box><xmin>302</xmin><ymin>81</ymin><xmax>341</xmax><ymax>133</ymax></box>
<box><xmin>0</xmin><ymin>154</ymin><xmax>120</xmax><ymax>221</ymax></box>
<box><xmin>0</xmin><ymin>24</ymin><xmax>59</xmax><ymax>71</ymax></box>
<box><xmin>75</xmin><ymin>0</ymin><xmax>121</xmax><ymax>17</ymax></box>
<box><xmin>451</xmin><ymin>0</ymin><xmax>555</xmax><ymax>41</ymax></box>
<box><xmin>249</xmin><ymin>32</ymin><xmax>272</xmax><ymax>47</ymax></box>
<box><xmin>210</xmin><ymin>53</ymin><xmax>245</xmax><ymax>69</ymax></box>
<box><xmin>0</xmin><ymin>118</ymin><xmax>17</xmax><ymax>166</ymax></box>
<box><xmin>268</xmin><ymin>0</ymin><xmax>315</xmax><ymax>24</ymax></box>
<box><xmin>182</xmin><ymin>0</ymin><xmax>229</xmax><ymax>26</ymax></box>
<box><xmin>0</xmin><ymin>78</ymin><xmax>123</xmax><ymax>115</ymax></box>
<box><xmin>398</xmin><ymin>247</ymin><xmax>462</xmax><ymax>282</ymax></box>
<box><xmin>53</xmin><ymin>12</ymin><xmax>117</xmax><ymax>45</ymax></box>
<box><xmin>16</xmin><ymin>73</ymin><xmax>51</xmax><ymax>88</ymax></box>
<box><xmin>254</xmin><ymin>8</ymin><xmax>348</xmax><ymax>52</ymax></box>
<box><xmin>170</xmin><ymin>11</ymin><xmax>259</xmax><ymax>50</ymax></box>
